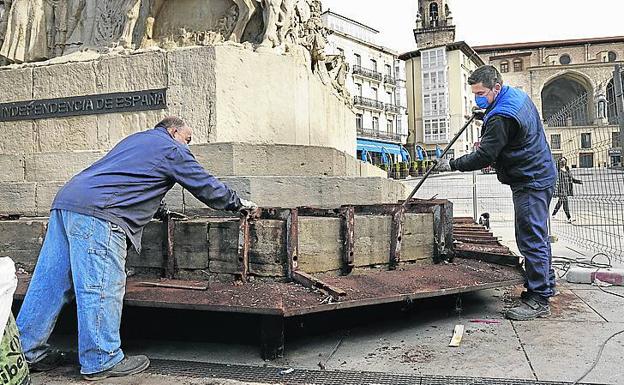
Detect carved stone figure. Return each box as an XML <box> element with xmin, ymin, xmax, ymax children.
<box><xmin>325</xmin><ymin>53</ymin><xmax>350</xmax><ymax>104</ymax></box>
<box><xmin>216</xmin><ymin>4</ymin><xmax>238</xmax><ymax>39</ymax></box>
<box><xmin>595</xmin><ymin>81</ymin><xmax>608</xmax><ymax>120</ymax></box>
<box><xmin>65</xmin><ymin>0</ymin><xmax>142</xmax><ymax>53</ymax></box>
<box><xmin>298</xmin><ymin>0</ymin><xmax>325</xmax><ymax>69</ymax></box>
<box><xmin>258</xmin><ymin>0</ymin><xmax>297</xmax><ymax>49</ymax></box>
<box><xmin>44</xmin><ymin>0</ymin><xmax>68</xmax><ymax>56</ymax></box>
<box><xmin>0</xmin><ymin>0</ymin><xmax>48</xmax><ymax>63</ymax></box>
<box><xmin>143</xmin><ymin>0</ymin><xmax>257</xmax><ymax>47</ymax></box>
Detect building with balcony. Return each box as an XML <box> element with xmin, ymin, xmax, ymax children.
<box><xmin>400</xmin><ymin>0</ymin><xmax>483</xmax><ymax>160</ymax></box>
<box><xmin>322</xmin><ymin>10</ymin><xmax>409</xmax><ymax>165</ymax></box>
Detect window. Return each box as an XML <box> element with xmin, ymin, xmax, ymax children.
<box><xmin>371</xmin><ymin>87</ymin><xmax>378</xmax><ymax>100</ymax></box>
<box><xmin>429</xmin><ymin>2</ymin><xmax>439</xmax><ymax>25</ymax></box>
<box><xmin>354</xmin><ymin>53</ymin><xmax>361</xmax><ymax>66</ymax></box>
<box><xmin>387</xmin><ymin>118</ymin><xmax>394</xmax><ymax>133</ymax></box>
<box><xmin>559</xmin><ymin>54</ymin><xmax>571</xmax><ymax>65</ymax></box>
<box><xmin>579</xmin><ymin>153</ymin><xmax>594</xmax><ymax>168</ymax></box>
<box><xmin>608</xmin><ymin>51</ymin><xmax>618</xmax><ymax>62</ymax></box>
<box><xmin>513</xmin><ymin>59</ymin><xmax>523</xmax><ymax>72</ymax></box>
<box><xmin>372</xmin><ymin>116</ymin><xmax>379</xmax><ymax>131</ymax></box>
<box><xmin>356</xmin><ymin>114</ymin><xmax>363</xmax><ymax>129</ymax></box>
<box><xmin>370</xmin><ymin>59</ymin><xmax>377</xmax><ymax>72</ymax></box>
<box><xmin>581</xmin><ymin>133</ymin><xmax>592</xmax><ymax>149</ymax></box>
<box><xmin>385</xmin><ymin>64</ymin><xmax>392</xmax><ymax>77</ymax></box>
<box><xmin>421</xmin><ymin>48</ymin><xmax>446</xmax><ymax>69</ymax></box>
<box><xmin>550</xmin><ymin>134</ymin><xmax>561</xmax><ymax>150</ymax></box>
<box><xmin>423</xmin><ymin>92</ymin><xmax>447</xmax><ymax>117</ymax></box>
<box><xmin>613</xmin><ymin>131</ymin><xmax>621</xmax><ymax>148</ymax></box>
<box><xmin>500</xmin><ymin>61</ymin><xmax>509</xmax><ymax>73</ymax></box>
<box><xmin>424</xmin><ymin>117</ymin><xmax>449</xmax><ymax>143</ymax></box>
<box><xmin>355</xmin><ymin>83</ymin><xmax>362</xmax><ymax>97</ymax></box>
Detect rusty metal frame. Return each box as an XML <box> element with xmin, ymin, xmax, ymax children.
<box><xmin>237</xmin><ymin>213</ymin><xmax>251</xmax><ymax>282</ymax></box>
<box><xmin>340</xmin><ymin>206</ymin><xmax>355</xmax><ymax>275</ymax></box>
<box><xmin>389</xmin><ymin>205</ymin><xmax>405</xmax><ymax>270</ymax></box>
<box><xmin>163</xmin><ymin>214</ymin><xmax>177</xmax><ymax>279</ymax></box>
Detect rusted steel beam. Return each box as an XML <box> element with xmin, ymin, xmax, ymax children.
<box><xmin>163</xmin><ymin>215</ymin><xmax>177</xmax><ymax>279</ymax></box>
<box><xmin>297</xmin><ymin>207</ymin><xmax>342</xmax><ymax>218</ymax></box>
<box><xmin>237</xmin><ymin>213</ymin><xmax>251</xmax><ymax>282</ymax></box>
<box><xmin>340</xmin><ymin>206</ymin><xmax>355</xmax><ymax>276</ymax></box>
<box><xmin>389</xmin><ymin>205</ymin><xmax>405</xmax><ymax>270</ymax></box>
<box><xmin>292</xmin><ymin>271</ymin><xmax>346</xmax><ymax>301</ymax></box>
<box><xmin>286</xmin><ymin>208</ymin><xmax>299</xmax><ymax>278</ymax></box>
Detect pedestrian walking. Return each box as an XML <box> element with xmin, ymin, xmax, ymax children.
<box><xmin>552</xmin><ymin>157</ymin><xmax>583</xmax><ymax>223</ymax></box>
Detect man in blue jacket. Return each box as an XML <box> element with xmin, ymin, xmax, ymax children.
<box><xmin>16</xmin><ymin>116</ymin><xmax>256</xmax><ymax>380</ymax></box>
<box><xmin>436</xmin><ymin>65</ymin><xmax>557</xmax><ymax>321</ymax></box>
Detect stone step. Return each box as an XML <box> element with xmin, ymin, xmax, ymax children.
<box><xmin>0</xmin><ymin>176</ymin><xmax>407</xmax><ymax>216</ymax></box>
<box><xmin>0</xmin><ymin>143</ymin><xmax>387</xmax><ymax>184</ymax></box>
<box><xmin>1</xmin><ymin>212</ymin><xmax>436</xmax><ymax>279</ymax></box>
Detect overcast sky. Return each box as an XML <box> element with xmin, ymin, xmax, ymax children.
<box><xmin>322</xmin><ymin>0</ymin><xmax>624</xmax><ymax>53</ymax></box>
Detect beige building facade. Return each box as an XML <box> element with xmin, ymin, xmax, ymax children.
<box><xmin>322</xmin><ymin>10</ymin><xmax>409</xmax><ymax>164</ymax></box>
<box><xmin>401</xmin><ymin>0</ymin><xmax>483</xmax><ymax>159</ymax></box>
<box><xmin>475</xmin><ymin>37</ymin><xmax>624</xmax><ymax>168</ymax></box>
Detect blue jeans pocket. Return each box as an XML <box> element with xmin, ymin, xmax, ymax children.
<box><xmin>69</xmin><ymin>214</ymin><xmax>95</xmax><ymax>239</ymax></box>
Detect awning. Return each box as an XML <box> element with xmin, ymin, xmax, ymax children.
<box><xmin>357</xmin><ymin>139</ymin><xmax>404</xmax><ymax>156</ymax></box>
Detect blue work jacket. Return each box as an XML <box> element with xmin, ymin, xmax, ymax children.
<box><xmin>52</xmin><ymin>126</ymin><xmax>242</xmax><ymax>252</ymax></box>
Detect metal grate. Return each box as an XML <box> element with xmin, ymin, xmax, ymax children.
<box><xmin>148</xmin><ymin>359</ymin><xmax>603</xmax><ymax>385</ymax></box>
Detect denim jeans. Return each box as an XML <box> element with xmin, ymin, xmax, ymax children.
<box><xmin>512</xmin><ymin>186</ymin><xmax>556</xmax><ymax>301</ymax></box>
<box><xmin>17</xmin><ymin>209</ymin><xmax>127</xmax><ymax>375</ymax></box>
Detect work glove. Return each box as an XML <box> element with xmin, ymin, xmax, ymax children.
<box><xmin>434</xmin><ymin>158</ymin><xmax>452</xmax><ymax>172</ymax></box>
<box><xmin>239</xmin><ymin>198</ymin><xmax>258</xmax><ymax>212</ymax></box>
<box><xmin>154</xmin><ymin>200</ymin><xmax>187</xmax><ymax>221</ymax></box>
<box><xmin>472</xmin><ymin>107</ymin><xmax>486</xmax><ymax>121</ymax></box>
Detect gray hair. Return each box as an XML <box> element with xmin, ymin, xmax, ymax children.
<box><xmin>468</xmin><ymin>65</ymin><xmax>504</xmax><ymax>89</ymax></box>
<box><xmin>155</xmin><ymin>116</ymin><xmax>187</xmax><ymax>131</ymax></box>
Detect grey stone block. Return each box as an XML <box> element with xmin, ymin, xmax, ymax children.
<box><xmin>174</xmin><ymin>221</ymin><xmax>209</xmax><ymax>269</ymax></box>
<box><xmin>0</xmin><ymin>67</ymin><xmax>33</xmax><ymax>103</ymax></box>
<box><xmin>33</xmin><ymin>61</ymin><xmax>96</xmax><ymax>99</ymax></box>
<box><xmin>0</xmin><ymin>121</ymin><xmax>36</xmax><ymax>155</ymax></box>
<box><xmin>96</xmin><ymin>110</ymin><xmax>167</xmax><ymax>149</ymax></box>
<box><xmin>402</xmin><ymin>213</ymin><xmax>434</xmax><ymax>262</ymax></box>
<box><xmin>95</xmin><ymin>51</ymin><xmax>167</xmax><ymax>94</ymax></box>
<box><xmin>298</xmin><ymin>217</ymin><xmax>342</xmax><ymax>273</ymax></box>
<box><xmin>35</xmin><ymin>182</ymin><xmax>64</xmax><ymax>216</ymax></box>
<box><xmin>35</xmin><ymin>116</ymin><xmax>99</xmax><ymax>152</ymax></box>
<box><xmin>183</xmin><ymin>178</ymin><xmax>252</xmax><ymax>214</ymax></box>
<box><xmin>127</xmin><ymin>221</ymin><xmax>164</xmax><ymax>269</ymax></box>
<box><xmin>353</xmin><ymin>215</ymin><xmax>392</xmax><ymax>267</ymax></box>
<box><xmin>0</xmin><ymin>219</ymin><xmax>47</xmax><ymax>270</ymax></box>
<box><xmin>167</xmin><ymin>46</ymin><xmax>217</xmax><ymax>144</ymax></box>
<box><xmin>0</xmin><ymin>183</ymin><xmax>36</xmax><ymax>216</ymax></box>
<box><xmin>249</xmin><ymin>219</ymin><xmax>286</xmax><ymax>277</ymax></box>
<box><xmin>0</xmin><ymin>155</ymin><xmax>25</xmax><ymax>182</ymax></box>
<box><xmin>25</xmin><ymin>151</ymin><xmax>105</xmax><ymax>182</ymax></box>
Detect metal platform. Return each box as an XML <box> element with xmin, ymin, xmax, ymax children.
<box><xmin>13</xmin><ymin>203</ymin><xmax>524</xmax><ymax>360</ymax></box>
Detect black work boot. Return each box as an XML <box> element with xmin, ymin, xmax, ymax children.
<box><xmin>83</xmin><ymin>355</ymin><xmax>150</xmax><ymax>381</ymax></box>
<box><xmin>29</xmin><ymin>349</ymin><xmax>69</xmax><ymax>372</ymax></box>
<box><xmin>505</xmin><ymin>297</ymin><xmax>550</xmax><ymax>321</ymax></box>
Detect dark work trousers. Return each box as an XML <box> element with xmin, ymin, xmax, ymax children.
<box><xmin>512</xmin><ymin>186</ymin><xmax>555</xmax><ymax>301</ymax></box>
<box><xmin>552</xmin><ymin>196</ymin><xmax>571</xmax><ymax>219</ymax></box>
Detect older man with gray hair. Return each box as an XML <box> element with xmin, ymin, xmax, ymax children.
<box><xmin>16</xmin><ymin>116</ymin><xmax>256</xmax><ymax>380</ymax></box>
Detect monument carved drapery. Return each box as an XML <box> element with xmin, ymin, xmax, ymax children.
<box><xmin>0</xmin><ymin>0</ymin><xmax>348</xmax><ymax>102</ymax></box>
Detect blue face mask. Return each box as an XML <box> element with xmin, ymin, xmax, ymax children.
<box><xmin>475</xmin><ymin>95</ymin><xmax>490</xmax><ymax>109</ymax></box>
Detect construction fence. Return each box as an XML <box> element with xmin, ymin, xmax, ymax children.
<box><xmin>410</xmin><ymin>65</ymin><xmax>624</xmax><ymax>262</ymax></box>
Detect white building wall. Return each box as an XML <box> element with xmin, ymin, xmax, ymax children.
<box><xmin>322</xmin><ymin>12</ymin><xmax>409</xmax><ymax>145</ymax></box>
